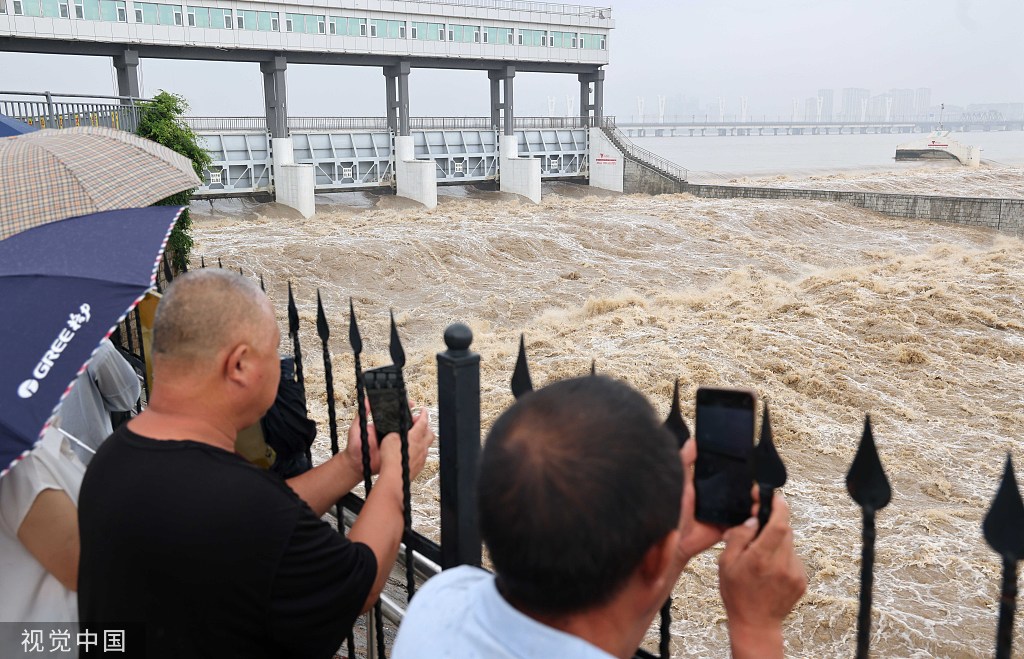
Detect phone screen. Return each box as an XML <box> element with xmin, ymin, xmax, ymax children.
<box><xmin>694</xmin><ymin>388</ymin><xmax>755</xmax><ymax>526</ymax></box>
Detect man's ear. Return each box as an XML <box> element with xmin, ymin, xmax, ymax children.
<box><xmin>639</xmin><ymin>528</ymin><xmax>684</xmax><ymax>594</ymax></box>
<box><xmin>223</xmin><ymin>343</ymin><xmax>250</xmax><ymax>386</ymax></box>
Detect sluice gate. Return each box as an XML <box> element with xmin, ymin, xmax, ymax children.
<box><xmin>189</xmin><ymin>117</ymin><xmax>589</xmax><ymax>197</ymax></box>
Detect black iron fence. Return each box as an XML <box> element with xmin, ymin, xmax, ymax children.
<box><xmin>0</xmin><ymin>90</ymin><xmax>147</xmax><ymax>132</ymax></box>
<box><xmin>119</xmin><ymin>256</ymin><xmax>1024</xmax><ymax>658</ymax></box>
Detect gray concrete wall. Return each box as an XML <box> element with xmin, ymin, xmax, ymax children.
<box><xmin>682</xmin><ymin>184</ymin><xmax>1024</xmax><ymax>235</ymax></box>
<box><xmin>614</xmin><ymin>153</ymin><xmax>1022</xmax><ymax>236</ymax></box>
<box><xmin>623</xmin><ymin>159</ymin><xmax>686</xmax><ymax>195</ymax></box>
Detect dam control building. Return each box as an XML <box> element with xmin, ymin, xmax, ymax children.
<box><xmin>1</xmin><ymin>0</ymin><xmax>615</xmax><ymax>211</ymax></box>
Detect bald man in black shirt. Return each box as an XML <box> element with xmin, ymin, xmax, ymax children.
<box><xmin>78</xmin><ymin>269</ymin><xmax>434</xmax><ymax>658</ymax></box>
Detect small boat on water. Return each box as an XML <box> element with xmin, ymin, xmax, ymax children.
<box><xmin>895</xmin><ymin>130</ymin><xmax>981</xmax><ymax>167</ymax></box>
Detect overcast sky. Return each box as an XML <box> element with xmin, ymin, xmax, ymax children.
<box><xmin>1</xmin><ymin>0</ymin><xmax>1020</xmax><ymax>119</ymax></box>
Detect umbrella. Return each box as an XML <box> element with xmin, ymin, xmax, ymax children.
<box><xmin>0</xmin><ymin>126</ymin><xmax>200</xmax><ymax>240</ymax></box>
<box><xmin>0</xmin><ymin>205</ymin><xmax>183</xmax><ymax>478</ymax></box>
<box><xmin>0</xmin><ymin>113</ymin><xmax>39</xmax><ymax>137</ymax></box>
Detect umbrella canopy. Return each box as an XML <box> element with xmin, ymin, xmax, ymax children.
<box><xmin>0</xmin><ymin>205</ymin><xmax>183</xmax><ymax>478</ymax></box>
<box><xmin>0</xmin><ymin>113</ymin><xmax>39</xmax><ymax>137</ymax></box>
<box><xmin>0</xmin><ymin>126</ymin><xmax>200</xmax><ymax>240</ymax></box>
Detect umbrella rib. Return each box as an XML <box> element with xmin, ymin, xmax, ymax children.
<box><xmin>0</xmin><ymin>272</ymin><xmax>159</xmax><ymax>290</ymax></box>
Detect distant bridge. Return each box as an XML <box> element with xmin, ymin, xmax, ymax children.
<box><xmin>617</xmin><ymin>119</ymin><xmax>1024</xmax><ymax>137</ymax></box>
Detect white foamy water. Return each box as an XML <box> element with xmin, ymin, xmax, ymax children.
<box><xmin>192</xmin><ymin>169</ymin><xmax>1024</xmax><ymax>658</ymax></box>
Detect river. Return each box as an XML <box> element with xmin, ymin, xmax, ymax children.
<box><xmin>191</xmin><ymin>134</ymin><xmax>1023</xmax><ymax>658</ymax></box>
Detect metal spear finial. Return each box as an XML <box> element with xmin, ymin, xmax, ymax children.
<box><xmin>590</xmin><ymin>359</ymin><xmax>596</xmax><ymax>376</ymax></box>
<box><xmin>658</xmin><ymin>378</ymin><xmax>690</xmax><ymax>657</ymax></box>
<box><xmin>983</xmin><ymin>454</ymin><xmax>1024</xmax><ymax>659</ymax></box>
<box><xmin>664</xmin><ymin>379</ymin><xmax>690</xmax><ymax>449</ymax></box>
<box><xmin>389</xmin><ymin>309</ymin><xmax>406</xmax><ymax>368</ymax></box>
<box><xmin>754</xmin><ymin>404</ymin><xmax>787</xmax><ymax>532</ymax></box>
<box><xmin>287</xmin><ymin>281</ymin><xmax>304</xmax><ymax>390</ymax></box>
<box><xmin>316</xmin><ymin>290</ymin><xmax>339</xmax><ymax>456</ymax></box>
<box><xmin>846</xmin><ymin>414</ymin><xmax>891</xmax><ymax>659</ymax></box>
<box><xmin>347</xmin><ymin>299</ymin><xmax>385</xmax><ymax>658</ymax></box>
<box><xmin>217</xmin><ymin>256</ymin><xmax>223</xmax><ymax>268</ymax></box>
<box><xmin>511</xmin><ymin>334</ymin><xmax>533</xmax><ymax>399</ymax></box>
<box><xmin>200</xmin><ymin>255</ymin><xmax>206</xmax><ymax>268</ymax></box>
<box><xmin>259</xmin><ymin>274</ymin><xmax>265</xmax><ymax>292</ymax></box>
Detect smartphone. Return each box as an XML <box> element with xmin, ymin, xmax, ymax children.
<box><xmin>694</xmin><ymin>387</ymin><xmax>756</xmax><ymax>526</ymax></box>
<box><xmin>363</xmin><ymin>365</ymin><xmax>412</xmax><ymax>439</ymax></box>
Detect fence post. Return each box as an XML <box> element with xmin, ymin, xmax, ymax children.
<box><xmin>44</xmin><ymin>92</ymin><xmax>56</xmax><ymax>129</ymax></box>
<box><xmin>437</xmin><ymin>322</ymin><xmax>482</xmax><ymax>569</ymax></box>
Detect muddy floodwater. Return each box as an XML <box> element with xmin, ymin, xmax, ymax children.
<box><xmin>192</xmin><ymin>167</ymin><xmax>1024</xmax><ymax>658</ymax></box>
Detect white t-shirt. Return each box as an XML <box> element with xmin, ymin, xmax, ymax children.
<box><xmin>0</xmin><ymin>427</ymin><xmax>85</xmax><ymax>623</ymax></box>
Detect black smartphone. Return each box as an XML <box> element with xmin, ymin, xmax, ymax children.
<box><xmin>363</xmin><ymin>365</ymin><xmax>412</xmax><ymax>439</ymax></box>
<box><xmin>694</xmin><ymin>387</ymin><xmax>756</xmax><ymax>526</ymax></box>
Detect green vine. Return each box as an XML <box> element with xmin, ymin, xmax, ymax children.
<box><xmin>134</xmin><ymin>91</ymin><xmax>212</xmax><ymax>271</ymax></box>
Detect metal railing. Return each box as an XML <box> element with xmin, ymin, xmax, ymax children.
<box><xmin>0</xmin><ymin>90</ymin><xmax>149</xmax><ymax>132</ymax></box>
<box><xmin>184</xmin><ymin>116</ymin><xmax>591</xmax><ymax>133</ymax></box>
<box><xmin>599</xmin><ymin>116</ymin><xmax>688</xmax><ymax>182</ymax></box>
<box><xmin>148</xmin><ymin>257</ymin><xmax>1024</xmax><ymax>659</ymax></box>
<box><xmin>407</xmin><ymin>0</ymin><xmax>611</xmax><ymax>19</ymax></box>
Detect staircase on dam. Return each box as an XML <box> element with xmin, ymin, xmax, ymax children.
<box><xmin>596</xmin><ymin>118</ymin><xmax>689</xmax><ymax>195</ymax></box>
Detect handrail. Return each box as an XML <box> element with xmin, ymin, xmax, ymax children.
<box><xmin>183</xmin><ymin>116</ymin><xmax>591</xmax><ymax>132</ymax></box>
<box><xmin>406</xmin><ymin>0</ymin><xmax>611</xmax><ymax>19</ymax></box>
<box><xmin>599</xmin><ymin>117</ymin><xmax>688</xmax><ymax>182</ymax></box>
<box><xmin>0</xmin><ymin>90</ymin><xmax>151</xmax><ymax>103</ymax></box>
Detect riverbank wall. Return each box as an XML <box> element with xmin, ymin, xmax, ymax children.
<box><xmin>620</xmin><ymin>158</ymin><xmax>1023</xmax><ymax>235</ymax></box>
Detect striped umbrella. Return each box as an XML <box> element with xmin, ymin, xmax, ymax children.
<box><xmin>0</xmin><ymin>126</ymin><xmax>201</xmax><ymax>240</ymax></box>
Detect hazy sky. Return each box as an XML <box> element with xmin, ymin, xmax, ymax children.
<box><xmin>1</xmin><ymin>0</ymin><xmax>1020</xmax><ymax>119</ymax></box>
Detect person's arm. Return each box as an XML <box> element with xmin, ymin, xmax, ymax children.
<box><xmin>285</xmin><ymin>451</ymin><xmax>365</xmax><ymax>517</ymax></box>
<box><xmin>17</xmin><ymin>488</ymin><xmax>79</xmax><ymax>591</ymax></box>
<box><xmin>718</xmin><ymin>494</ymin><xmax>807</xmax><ymax>659</ymax></box>
<box><xmin>347</xmin><ymin>409</ymin><xmax>434</xmax><ymax>613</ymax></box>
<box><xmin>91</xmin><ymin>340</ymin><xmax>141</xmax><ymax>412</ymax></box>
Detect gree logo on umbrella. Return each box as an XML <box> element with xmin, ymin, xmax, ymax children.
<box><xmin>18</xmin><ymin>303</ymin><xmax>92</xmax><ymax>399</ymax></box>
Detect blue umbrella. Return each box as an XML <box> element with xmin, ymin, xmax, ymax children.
<box><xmin>0</xmin><ymin>113</ymin><xmax>39</xmax><ymax>137</ymax></box>
<box><xmin>0</xmin><ymin>205</ymin><xmax>183</xmax><ymax>477</ymax></box>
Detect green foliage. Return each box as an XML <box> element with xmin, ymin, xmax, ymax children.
<box><xmin>134</xmin><ymin>91</ymin><xmax>212</xmax><ymax>271</ymax></box>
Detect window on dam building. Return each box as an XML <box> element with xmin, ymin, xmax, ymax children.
<box><xmin>411</xmin><ymin>21</ymin><xmax>444</xmax><ymax>41</ymax></box>
<box><xmin>448</xmin><ymin>23</ymin><xmax>479</xmax><ymax>43</ymax></box>
<box><xmin>483</xmin><ymin>26</ymin><xmax>513</xmax><ymax>44</ymax></box>
<box><xmin>186</xmin><ymin>6</ymin><xmax>230</xmax><ymax>28</ymax></box>
<box><xmin>549</xmin><ymin>30</ymin><xmax>577</xmax><ymax>48</ymax></box>
<box><xmin>74</xmin><ymin>0</ymin><xmax>123</xmax><ymax>21</ymax></box>
<box><xmin>285</xmin><ymin>12</ymin><xmax>324</xmax><ymax>34</ymax></box>
<box><xmin>328</xmin><ymin>16</ymin><xmax>364</xmax><ymax>36</ymax></box>
<box><xmin>517</xmin><ymin>28</ymin><xmax>546</xmax><ymax>46</ymax></box>
<box><xmin>134</xmin><ymin>2</ymin><xmax>182</xmax><ymax>26</ymax></box>
<box><xmin>580</xmin><ymin>32</ymin><xmax>606</xmax><ymax>49</ymax></box>
<box><xmin>235</xmin><ymin>9</ymin><xmax>278</xmax><ymax>31</ymax></box>
<box><xmin>370</xmin><ymin>18</ymin><xmax>404</xmax><ymax>38</ymax></box>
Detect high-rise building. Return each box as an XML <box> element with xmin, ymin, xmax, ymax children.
<box><xmin>890</xmin><ymin>88</ymin><xmax>915</xmax><ymax>121</ymax></box>
<box><xmin>805</xmin><ymin>96</ymin><xmax>819</xmax><ymax>122</ymax></box>
<box><xmin>841</xmin><ymin>88</ymin><xmax>870</xmax><ymax>121</ymax></box>
<box><xmin>868</xmin><ymin>93</ymin><xmax>892</xmax><ymax>121</ymax></box>
<box><xmin>817</xmin><ymin>88</ymin><xmax>834</xmax><ymax>122</ymax></box>
<box><xmin>914</xmin><ymin>88</ymin><xmax>932</xmax><ymax>120</ymax></box>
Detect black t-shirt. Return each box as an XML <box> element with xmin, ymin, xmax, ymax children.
<box><xmin>78</xmin><ymin>425</ymin><xmax>376</xmax><ymax>659</ymax></box>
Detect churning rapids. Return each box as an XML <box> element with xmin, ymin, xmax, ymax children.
<box><xmin>192</xmin><ymin>168</ymin><xmax>1024</xmax><ymax>658</ymax></box>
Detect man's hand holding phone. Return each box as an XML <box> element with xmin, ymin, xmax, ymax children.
<box><xmin>719</xmin><ymin>492</ymin><xmax>807</xmax><ymax>659</ymax></box>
